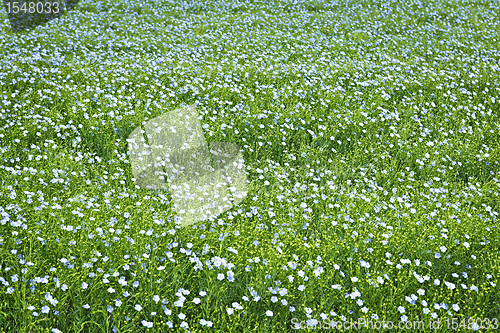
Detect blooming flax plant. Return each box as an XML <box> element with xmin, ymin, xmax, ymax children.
<box><xmin>0</xmin><ymin>0</ymin><xmax>499</xmax><ymax>332</ymax></box>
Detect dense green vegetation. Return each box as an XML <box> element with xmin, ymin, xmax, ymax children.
<box><xmin>0</xmin><ymin>0</ymin><xmax>499</xmax><ymax>331</ymax></box>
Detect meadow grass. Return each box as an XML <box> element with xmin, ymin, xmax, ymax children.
<box><xmin>0</xmin><ymin>0</ymin><xmax>499</xmax><ymax>332</ymax></box>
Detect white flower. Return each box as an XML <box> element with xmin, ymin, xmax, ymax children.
<box><xmin>444</xmin><ymin>281</ymin><xmax>456</xmax><ymax>290</ymax></box>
